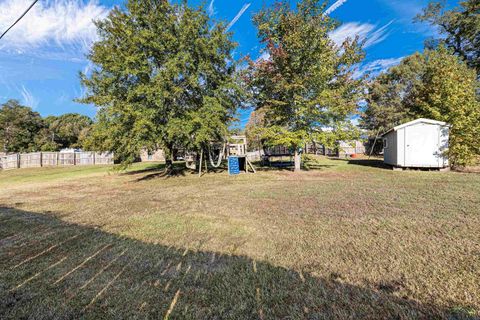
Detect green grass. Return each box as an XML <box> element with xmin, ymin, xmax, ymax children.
<box><xmin>0</xmin><ymin>157</ymin><xmax>479</xmax><ymax>319</ymax></box>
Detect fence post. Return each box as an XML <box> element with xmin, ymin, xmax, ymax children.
<box><xmin>17</xmin><ymin>153</ymin><xmax>20</xmax><ymax>168</ymax></box>
<box><xmin>56</xmin><ymin>152</ymin><xmax>59</xmax><ymax>166</ymax></box>
<box><xmin>40</xmin><ymin>152</ymin><xmax>43</xmax><ymax>167</ymax></box>
<box><xmin>93</xmin><ymin>152</ymin><xmax>95</xmax><ymax>165</ymax></box>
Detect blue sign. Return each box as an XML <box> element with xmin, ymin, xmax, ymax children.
<box><xmin>228</xmin><ymin>156</ymin><xmax>240</xmax><ymax>175</ymax></box>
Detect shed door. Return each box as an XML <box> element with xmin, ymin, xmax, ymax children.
<box><xmin>404</xmin><ymin>124</ymin><xmax>439</xmax><ymax>167</ymax></box>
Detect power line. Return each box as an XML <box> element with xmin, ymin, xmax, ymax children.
<box><xmin>0</xmin><ymin>0</ymin><xmax>40</xmax><ymax>41</ymax></box>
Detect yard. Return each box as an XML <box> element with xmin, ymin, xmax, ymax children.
<box><xmin>0</xmin><ymin>157</ymin><xmax>479</xmax><ymax>319</ymax></box>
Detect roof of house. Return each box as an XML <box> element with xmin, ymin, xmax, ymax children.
<box><xmin>382</xmin><ymin>118</ymin><xmax>449</xmax><ymax>136</ymax></box>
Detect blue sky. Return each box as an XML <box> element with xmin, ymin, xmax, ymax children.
<box><xmin>0</xmin><ymin>0</ymin><xmax>458</xmax><ymax>127</ymax></box>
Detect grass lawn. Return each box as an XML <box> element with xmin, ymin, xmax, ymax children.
<box><xmin>0</xmin><ymin>157</ymin><xmax>479</xmax><ymax>319</ymax></box>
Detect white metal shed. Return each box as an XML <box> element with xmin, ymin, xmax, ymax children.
<box><xmin>382</xmin><ymin>118</ymin><xmax>450</xmax><ymax>168</ymax></box>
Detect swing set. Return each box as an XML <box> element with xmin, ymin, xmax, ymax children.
<box><xmin>186</xmin><ymin>135</ymin><xmax>256</xmax><ymax>176</ymax></box>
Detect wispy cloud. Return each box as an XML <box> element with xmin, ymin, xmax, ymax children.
<box><xmin>82</xmin><ymin>61</ymin><xmax>94</xmax><ymax>77</ymax></box>
<box><xmin>0</xmin><ymin>0</ymin><xmax>109</xmax><ymax>58</ymax></box>
<box><xmin>257</xmin><ymin>51</ymin><xmax>270</xmax><ymax>62</ymax></box>
<box><xmin>226</xmin><ymin>3</ymin><xmax>251</xmax><ymax>31</ymax></box>
<box><xmin>378</xmin><ymin>0</ymin><xmax>423</xmax><ymax>20</ymax></box>
<box><xmin>207</xmin><ymin>0</ymin><xmax>215</xmax><ymax>16</ymax></box>
<box><xmin>329</xmin><ymin>21</ymin><xmax>393</xmax><ymax>48</ymax></box>
<box><xmin>324</xmin><ymin>0</ymin><xmax>348</xmax><ymax>16</ymax></box>
<box><xmin>20</xmin><ymin>85</ymin><xmax>39</xmax><ymax>109</ymax></box>
<box><xmin>353</xmin><ymin>57</ymin><xmax>404</xmax><ymax>79</ymax></box>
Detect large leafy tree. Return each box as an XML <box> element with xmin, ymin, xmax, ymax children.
<box><xmin>45</xmin><ymin>113</ymin><xmax>93</xmax><ymax>149</ymax></box>
<box><xmin>0</xmin><ymin>100</ymin><xmax>44</xmax><ymax>153</ymax></box>
<box><xmin>416</xmin><ymin>0</ymin><xmax>480</xmax><ymax>75</ymax></box>
<box><xmin>363</xmin><ymin>48</ymin><xmax>480</xmax><ymax>167</ymax></box>
<box><xmin>361</xmin><ymin>53</ymin><xmax>426</xmax><ymax>133</ymax></box>
<box><xmin>79</xmin><ymin>0</ymin><xmax>241</xmax><ymax>169</ymax></box>
<box><xmin>245</xmin><ymin>109</ymin><xmax>266</xmax><ymax>153</ymax></box>
<box><xmin>247</xmin><ymin>0</ymin><xmax>364</xmax><ymax>171</ymax></box>
<box><xmin>412</xmin><ymin>48</ymin><xmax>480</xmax><ymax>167</ymax></box>
<box><xmin>32</xmin><ymin>114</ymin><xmax>93</xmax><ymax>151</ymax></box>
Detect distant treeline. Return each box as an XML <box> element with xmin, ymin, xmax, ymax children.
<box><xmin>0</xmin><ymin>100</ymin><xmax>93</xmax><ymax>154</ymax></box>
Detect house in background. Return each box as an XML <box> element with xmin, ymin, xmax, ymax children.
<box><xmin>382</xmin><ymin>118</ymin><xmax>450</xmax><ymax>169</ymax></box>
<box><xmin>140</xmin><ymin>148</ymin><xmax>166</xmax><ymax>162</ymax></box>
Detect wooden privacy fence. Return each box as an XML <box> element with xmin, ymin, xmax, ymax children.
<box><xmin>0</xmin><ymin>152</ymin><xmax>114</xmax><ymax>170</ymax></box>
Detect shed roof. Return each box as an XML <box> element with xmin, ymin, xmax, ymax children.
<box><xmin>382</xmin><ymin>118</ymin><xmax>448</xmax><ymax>136</ymax></box>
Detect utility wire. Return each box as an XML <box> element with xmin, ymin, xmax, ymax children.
<box><xmin>0</xmin><ymin>0</ymin><xmax>40</xmax><ymax>41</ymax></box>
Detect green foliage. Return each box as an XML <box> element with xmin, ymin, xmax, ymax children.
<box><xmin>45</xmin><ymin>113</ymin><xmax>93</xmax><ymax>149</ymax></box>
<box><xmin>415</xmin><ymin>0</ymin><xmax>480</xmax><ymax>74</ymax></box>
<box><xmin>246</xmin><ymin>0</ymin><xmax>364</xmax><ymax>169</ymax></box>
<box><xmin>412</xmin><ymin>48</ymin><xmax>480</xmax><ymax>167</ymax></box>
<box><xmin>245</xmin><ymin>109</ymin><xmax>266</xmax><ymax>152</ymax></box>
<box><xmin>33</xmin><ymin>128</ymin><xmax>60</xmax><ymax>152</ymax></box>
<box><xmin>0</xmin><ymin>100</ymin><xmax>44</xmax><ymax>153</ymax></box>
<box><xmin>79</xmin><ymin>0</ymin><xmax>241</xmax><ymax>167</ymax></box>
<box><xmin>363</xmin><ymin>47</ymin><xmax>480</xmax><ymax>167</ymax></box>
<box><xmin>361</xmin><ymin>53</ymin><xmax>426</xmax><ymax>133</ymax></box>
<box><xmin>0</xmin><ymin>101</ymin><xmax>93</xmax><ymax>153</ymax></box>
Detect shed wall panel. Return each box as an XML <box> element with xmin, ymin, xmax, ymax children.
<box><xmin>383</xmin><ymin>120</ymin><xmax>450</xmax><ymax>168</ymax></box>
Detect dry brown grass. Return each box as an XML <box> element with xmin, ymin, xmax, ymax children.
<box><xmin>0</xmin><ymin>158</ymin><xmax>479</xmax><ymax>319</ymax></box>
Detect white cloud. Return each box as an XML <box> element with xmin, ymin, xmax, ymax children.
<box><xmin>82</xmin><ymin>61</ymin><xmax>93</xmax><ymax>76</ymax></box>
<box><xmin>324</xmin><ymin>0</ymin><xmax>348</xmax><ymax>16</ymax></box>
<box><xmin>378</xmin><ymin>0</ymin><xmax>423</xmax><ymax>20</ymax></box>
<box><xmin>353</xmin><ymin>57</ymin><xmax>404</xmax><ymax>79</ymax></box>
<box><xmin>257</xmin><ymin>51</ymin><xmax>270</xmax><ymax>62</ymax></box>
<box><xmin>329</xmin><ymin>21</ymin><xmax>393</xmax><ymax>48</ymax></box>
<box><xmin>208</xmin><ymin>0</ymin><xmax>215</xmax><ymax>16</ymax></box>
<box><xmin>226</xmin><ymin>3</ymin><xmax>251</xmax><ymax>31</ymax></box>
<box><xmin>0</xmin><ymin>0</ymin><xmax>109</xmax><ymax>56</ymax></box>
<box><xmin>20</xmin><ymin>85</ymin><xmax>39</xmax><ymax>109</ymax></box>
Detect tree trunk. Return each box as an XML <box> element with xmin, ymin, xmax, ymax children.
<box><xmin>294</xmin><ymin>149</ymin><xmax>301</xmax><ymax>172</ymax></box>
<box><xmin>164</xmin><ymin>143</ymin><xmax>174</xmax><ymax>173</ymax></box>
<box><xmin>198</xmin><ymin>149</ymin><xmax>203</xmax><ymax>177</ymax></box>
<box><xmin>165</xmin><ymin>158</ymin><xmax>173</xmax><ymax>173</ymax></box>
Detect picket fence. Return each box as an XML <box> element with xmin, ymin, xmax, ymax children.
<box><xmin>0</xmin><ymin>152</ymin><xmax>114</xmax><ymax>170</ymax></box>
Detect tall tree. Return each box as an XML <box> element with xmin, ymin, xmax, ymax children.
<box><xmin>0</xmin><ymin>100</ymin><xmax>44</xmax><ymax>153</ymax></box>
<box><xmin>247</xmin><ymin>0</ymin><xmax>364</xmax><ymax>171</ymax></box>
<box><xmin>46</xmin><ymin>113</ymin><xmax>93</xmax><ymax>149</ymax></box>
<box><xmin>79</xmin><ymin>0</ymin><xmax>241</xmax><ymax>169</ymax></box>
<box><xmin>362</xmin><ymin>48</ymin><xmax>480</xmax><ymax>167</ymax></box>
<box><xmin>361</xmin><ymin>53</ymin><xmax>426</xmax><ymax>133</ymax></box>
<box><xmin>412</xmin><ymin>48</ymin><xmax>480</xmax><ymax>167</ymax></box>
<box><xmin>34</xmin><ymin>127</ymin><xmax>60</xmax><ymax>152</ymax></box>
<box><xmin>416</xmin><ymin>0</ymin><xmax>480</xmax><ymax>75</ymax></box>
<box><xmin>245</xmin><ymin>109</ymin><xmax>266</xmax><ymax>153</ymax></box>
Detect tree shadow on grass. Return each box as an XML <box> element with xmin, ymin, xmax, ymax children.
<box><xmin>253</xmin><ymin>161</ymin><xmax>336</xmax><ymax>172</ymax></box>
<box><xmin>136</xmin><ymin>167</ymin><xmax>189</xmax><ymax>181</ymax></box>
<box><xmin>0</xmin><ymin>207</ymin><xmax>475</xmax><ymax>319</ymax></box>
<box><xmin>255</xmin><ymin>165</ymin><xmax>295</xmax><ymax>172</ymax></box>
<box><xmin>121</xmin><ymin>163</ymin><xmax>167</xmax><ymax>176</ymax></box>
<box><xmin>122</xmin><ymin>162</ymin><xmax>228</xmax><ymax>181</ymax></box>
<box><xmin>329</xmin><ymin>158</ymin><xmax>391</xmax><ymax>169</ymax></box>
<box><xmin>136</xmin><ymin>165</ymin><xmax>228</xmax><ymax>181</ymax></box>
